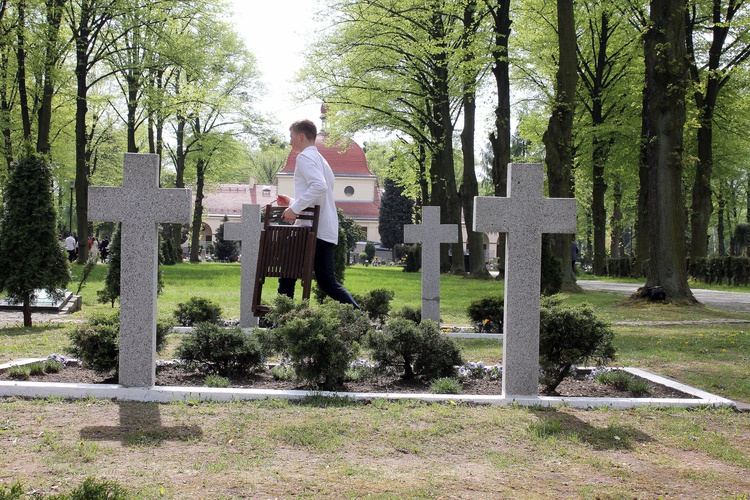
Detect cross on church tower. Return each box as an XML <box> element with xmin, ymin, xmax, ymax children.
<box><xmin>89</xmin><ymin>153</ymin><xmax>192</xmax><ymax>388</ymax></box>
<box><xmin>224</xmin><ymin>204</ymin><xmax>262</xmax><ymax>328</ymax></box>
<box><xmin>474</xmin><ymin>163</ymin><xmax>576</xmax><ymax>397</ymax></box>
<box><xmin>403</xmin><ymin>206</ymin><xmax>459</xmax><ymax>323</ymax></box>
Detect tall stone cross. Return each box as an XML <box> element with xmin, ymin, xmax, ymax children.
<box><xmin>89</xmin><ymin>153</ymin><xmax>192</xmax><ymax>388</ymax></box>
<box><xmin>474</xmin><ymin>163</ymin><xmax>576</xmax><ymax>397</ymax></box>
<box><xmin>403</xmin><ymin>206</ymin><xmax>459</xmax><ymax>323</ymax></box>
<box><xmin>224</xmin><ymin>204</ymin><xmax>262</xmax><ymax>328</ymax></box>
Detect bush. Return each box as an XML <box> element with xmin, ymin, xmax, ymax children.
<box><xmin>367</xmin><ymin>318</ymin><xmax>463</xmax><ymax>380</ymax></box>
<box><xmin>540</xmin><ymin>234</ymin><xmax>562</xmax><ymax>295</ymax></box>
<box><xmin>391</xmin><ymin>305</ymin><xmax>421</xmax><ymax>325</ymax></box>
<box><xmin>68</xmin><ymin>311</ymin><xmax>170</xmax><ymax>374</ymax></box>
<box><xmin>539</xmin><ymin>295</ymin><xmax>616</xmax><ymax>392</ymax></box>
<box><xmin>204</xmin><ymin>374</ymin><xmax>231</xmax><ymax>388</ymax></box>
<box><xmin>364</xmin><ymin>241</ymin><xmax>376</xmax><ymax>262</ymax></box>
<box><xmin>263</xmin><ymin>299</ymin><xmax>371</xmax><ymax>389</ymax></box>
<box><xmin>175</xmin><ymin>323</ymin><xmax>265</xmax><ymax>376</ymax></box>
<box><xmin>466</xmin><ymin>295</ymin><xmax>504</xmax><ymax>333</ymax></box>
<box><xmin>354</xmin><ymin>288</ymin><xmax>395</xmax><ymax>325</ymax></box>
<box><xmin>430</xmin><ymin>377</ymin><xmax>462</xmax><ymax>394</ymax></box>
<box><xmin>358</xmin><ymin>251</ymin><xmax>369</xmax><ymax>265</ymax></box>
<box><xmin>28</xmin><ymin>361</ymin><xmax>46</xmax><ymax>376</ymax></box>
<box><xmin>403</xmin><ymin>244</ymin><xmax>421</xmax><ymax>272</ymax></box>
<box><xmin>6</xmin><ymin>365</ymin><xmax>30</xmax><ymax>380</ymax></box>
<box><xmin>173</xmin><ymin>296</ymin><xmax>223</xmax><ymax>326</ymax></box>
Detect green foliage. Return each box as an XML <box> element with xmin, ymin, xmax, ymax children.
<box><xmin>6</xmin><ymin>365</ymin><xmax>30</xmax><ymax>380</ymax></box>
<box><xmin>215</xmin><ymin>219</ymin><xmax>240</xmax><ymax>262</ymax></box>
<box><xmin>0</xmin><ymin>154</ymin><xmax>70</xmax><ymax>322</ymax></box>
<box><xmin>358</xmin><ymin>252</ymin><xmax>369</xmax><ymax>265</ymax></box>
<box><xmin>368</xmin><ymin>318</ymin><xmax>463</xmax><ymax>380</ymax></box>
<box><xmin>271</xmin><ymin>363</ymin><xmax>296</xmax><ymax>381</ymax></box>
<box><xmin>466</xmin><ymin>295</ymin><xmax>504</xmax><ymax>332</ymax></box>
<box><xmin>403</xmin><ymin>244</ymin><xmax>421</xmax><ymax>273</ymax></box>
<box><xmin>430</xmin><ymin>377</ymin><xmax>462</xmax><ymax>394</ymax></box>
<box><xmin>264</xmin><ymin>298</ymin><xmax>371</xmax><ymax>389</ymax></box>
<box><xmin>0</xmin><ymin>481</ymin><xmax>23</xmax><ymax>499</ymax></box>
<box><xmin>594</xmin><ymin>369</ymin><xmax>652</xmax><ymax>397</ymax></box>
<box><xmin>97</xmin><ymin>225</ymin><xmax>121</xmax><ymax>307</ymax></box>
<box><xmin>354</xmin><ymin>288</ymin><xmax>395</xmax><ymax>325</ymax></box>
<box><xmin>28</xmin><ymin>361</ymin><xmax>46</xmax><ymax>376</ymax></box>
<box><xmin>204</xmin><ymin>374</ymin><xmax>231</xmax><ymax>388</ymax></box>
<box><xmin>161</xmin><ymin>238</ymin><xmax>176</xmax><ymax>266</ymax></box>
<box><xmin>734</xmin><ymin>223</ymin><xmax>750</xmax><ymax>255</ymax></box>
<box><xmin>391</xmin><ymin>305</ymin><xmax>421</xmax><ymax>325</ymax></box>
<box><xmin>175</xmin><ymin>323</ymin><xmax>265</xmax><ymax>376</ymax></box>
<box><xmin>67</xmin><ymin>311</ymin><xmax>170</xmax><ymax>374</ymax></box>
<box><xmin>44</xmin><ymin>359</ymin><xmax>63</xmax><ymax>373</ymax></box>
<box><xmin>173</xmin><ymin>296</ymin><xmax>223</xmax><ymax>326</ymax></box>
<box><xmin>364</xmin><ymin>242</ymin><xmax>376</xmax><ymax>263</ymax></box>
<box><xmin>379</xmin><ymin>178</ymin><xmax>414</xmax><ymax>249</ymax></box>
<box><xmin>540</xmin><ymin>234</ymin><xmax>562</xmax><ymax>296</ymax></box>
<box><xmin>539</xmin><ymin>296</ymin><xmax>617</xmax><ymax>392</ymax></box>
<box><xmin>0</xmin><ymin>477</ymin><xmax>128</xmax><ymax>499</ymax></box>
<box><xmin>689</xmin><ymin>256</ymin><xmax>750</xmax><ymax>286</ymax></box>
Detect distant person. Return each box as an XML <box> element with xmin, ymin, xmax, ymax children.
<box><xmin>571</xmin><ymin>240</ymin><xmax>579</xmax><ymax>273</ymax></box>
<box><xmin>90</xmin><ymin>236</ymin><xmax>99</xmax><ymax>262</ymax></box>
<box><xmin>99</xmin><ymin>236</ymin><xmax>110</xmax><ymax>262</ymax></box>
<box><xmin>276</xmin><ymin>119</ymin><xmax>359</xmax><ymax>309</ymax></box>
<box><xmin>65</xmin><ymin>233</ymin><xmax>76</xmax><ymax>262</ymax></box>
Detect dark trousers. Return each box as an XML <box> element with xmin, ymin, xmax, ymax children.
<box><xmin>278</xmin><ymin>238</ymin><xmax>359</xmax><ymax>309</ymax></box>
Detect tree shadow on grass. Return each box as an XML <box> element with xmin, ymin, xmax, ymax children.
<box><xmin>80</xmin><ymin>401</ymin><xmax>202</xmax><ymax>446</ymax></box>
<box><xmin>528</xmin><ymin>407</ymin><xmax>654</xmax><ymax>451</ymax></box>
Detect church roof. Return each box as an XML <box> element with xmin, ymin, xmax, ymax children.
<box><xmin>280</xmin><ymin>133</ymin><xmax>375</xmax><ymax>177</ymax></box>
<box><xmin>202</xmin><ymin>183</ymin><xmax>277</xmax><ymax>216</ymax></box>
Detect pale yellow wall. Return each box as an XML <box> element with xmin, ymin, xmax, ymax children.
<box><xmin>334</xmin><ymin>177</ymin><xmax>375</xmax><ymax>201</ymax></box>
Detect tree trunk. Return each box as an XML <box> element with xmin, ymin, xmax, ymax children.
<box><xmin>74</xmin><ymin>28</ymin><xmax>90</xmax><ymax>264</ymax></box>
<box><xmin>643</xmin><ymin>0</ymin><xmax>693</xmax><ymax>301</ymax></box>
<box><xmin>542</xmin><ymin>0</ymin><xmax>577</xmax><ymax>284</ymax></box>
<box><xmin>488</xmin><ymin>0</ymin><xmax>511</xmax><ymax>280</ymax></box>
<box><xmin>36</xmin><ymin>0</ymin><xmax>65</xmax><ymax>154</ymax></box>
<box><xmin>592</xmin><ymin>133</ymin><xmax>608</xmax><ymax>275</ymax></box>
<box><xmin>189</xmin><ymin>156</ymin><xmax>206</xmax><ymax>263</ymax></box>
<box><xmin>610</xmin><ymin>181</ymin><xmax>623</xmax><ymax>259</ymax></box>
<box><xmin>716</xmin><ymin>182</ymin><xmax>726</xmax><ymax>256</ymax></box>
<box><xmin>635</xmin><ymin>85</ymin><xmax>650</xmax><ymax>278</ymax></box>
<box><xmin>16</xmin><ymin>0</ymin><xmax>31</xmax><ymax>141</ymax></box>
<box><xmin>22</xmin><ymin>291</ymin><xmax>31</xmax><ymax>328</ymax></box>
<box><xmin>0</xmin><ymin>51</ymin><xmax>12</xmax><ymax>172</ymax></box>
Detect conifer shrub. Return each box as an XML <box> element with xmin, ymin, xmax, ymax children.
<box><xmin>354</xmin><ymin>288</ymin><xmax>395</xmax><ymax>325</ymax></box>
<box><xmin>368</xmin><ymin>318</ymin><xmax>463</xmax><ymax>380</ymax></box>
<box><xmin>466</xmin><ymin>295</ymin><xmax>504</xmax><ymax>332</ymax></box>
<box><xmin>175</xmin><ymin>323</ymin><xmax>264</xmax><ymax>376</ymax></box>
<box><xmin>262</xmin><ymin>297</ymin><xmax>371</xmax><ymax>389</ymax></box>
<box><xmin>403</xmin><ymin>244</ymin><xmax>421</xmax><ymax>272</ymax></box>
<box><xmin>539</xmin><ymin>295</ymin><xmax>616</xmax><ymax>392</ymax></box>
<box><xmin>173</xmin><ymin>296</ymin><xmax>223</xmax><ymax>326</ymax></box>
<box><xmin>391</xmin><ymin>305</ymin><xmax>421</xmax><ymax>325</ymax></box>
<box><xmin>68</xmin><ymin>311</ymin><xmax>170</xmax><ymax>374</ymax></box>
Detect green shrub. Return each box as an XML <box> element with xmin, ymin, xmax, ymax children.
<box><xmin>540</xmin><ymin>234</ymin><xmax>563</xmax><ymax>295</ymax></box>
<box><xmin>6</xmin><ymin>365</ymin><xmax>30</xmax><ymax>380</ymax></box>
<box><xmin>354</xmin><ymin>288</ymin><xmax>395</xmax><ymax>325</ymax></box>
<box><xmin>268</xmin><ymin>299</ymin><xmax>371</xmax><ymax>389</ymax></box>
<box><xmin>466</xmin><ymin>295</ymin><xmax>504</xmax><ymax>332</ymax></box>
<box><xmin>44</xmin><ymin>359</ymin><xmax>63</xmax><ymax>373</ymax></box>
<box><xmin>391</xmin><ymin>305</ymin><xmax>421</xmax><ymax>325</ymax></box>
<box><xmin>271</xmin><ymin>363</ymin><xmax>296</xmax><ymax>381</ymax></box>
<box><xmin>430</xmin><ymin>377</ymin><xmax>462</xmax><ymax>394</ymax></box>
<box><xmin>204</xmin><ymin>374</ymin><xmax>231</xmax><ymax>388</ymax></box>
<box><xmin>403</xmin><ymin>244</ymin><xmax>421</xmax><ymax>272</ymax></box>
<box><xmin>0</xmin><ymin>481</ymin><xmax>24</xmax><ymax>500</ymax></box>
<box><xmin>358</xmin><ymin>251</ymin><xmax>369</xmax><ymax>265</ymax></box>
<box><xmin>68</xmin><ymin>311</ymin><xmax>170</xmax><ymax>374</ymax></box>
<box><xmin>364</xmin><ymin>242</ymin><xmax>376</xmax><ymax>262</ymax></box>
<box><xmin>594</xmin><ymin>369</ymin><xmax>652</xmax><ymax>397</ymax></box>
<box><xmin>368</xmin><ymin>318</ymin><xmax>463</xmax><ymax>381</ymax></box>
<box><xmin>173</xmin><ymin>296</ymin><xmax>223</xmax><ymax>326</ymax></box>
<box><xmin>175</xmin><ymin>323</ymin><xmax>265</xmax><ymax>376</ymax></box>
<box><xmin>27</xmin><ymin>361</ymin><xmax>46</xmax><ymax>376</ymax></box>
<box><xmin>539</xmin><ymin>296</ymin><xmax>616</xmax><ymax>392</ymax></box>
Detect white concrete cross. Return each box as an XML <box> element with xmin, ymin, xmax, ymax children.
<box><xmin>89</xmin><ymin>153</ymin><xmax>192</xmax><ymax>388</ymax></box>
<box><xmin>403</xmin><ymin>206</ymin><xmax>459</xmax><ymax>323</ymax></box>
<box><xmin>474</xmin><ymin>163</ymin><xmax>576</xmax><ymax>397</ymax></box>
<box><xmin>224</xmin><ymin>204</ymin><xmax>262</xmax><ymax>328</ymax></box>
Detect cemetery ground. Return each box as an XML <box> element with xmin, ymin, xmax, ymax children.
<box><xmin>0</xmin><ymin>264</ymin><xmax>748</xmax><ymax>497</ymax></box>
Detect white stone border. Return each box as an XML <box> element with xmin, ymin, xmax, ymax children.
<box><xmin>0</xmin><ymin>364</ymin><xmax>735</xmax><ymax>410</ymax></box>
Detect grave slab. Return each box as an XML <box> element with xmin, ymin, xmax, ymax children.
<box><xmin>474</xmin><ymin>163</ymin><xmax>576</xmax><ymax>397</ymax></box>
<box><xmin>224</xmin><ymin>204</ymin><xmax>262</xmax><ymax>328</ymax></box>
<box><xmin>403</xmin><ymin>206</ymin><xmax>459</xmax><ymax>323</ymax></box>
<box><xmin>89</xmin><ymin>153</ymin><xmax>192</xmax><ymax>388</ymax></box>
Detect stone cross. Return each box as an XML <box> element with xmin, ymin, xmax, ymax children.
<box><xmin>403</xmin><ymin>206</ymin><xmax>459</xmax><ymax>323</ymax></box>
<box><xmin>474</xmin><ymin>163</ymin><xmax>576</xmax><ymax>397</ymax></box>
<box><xmin>224</xmin><ymin>204</ymin><xmax>262</xmax><ymax>328</ymax></box>
<box><xmin>89</xmin><ymin>153</ymin><xmax>192</xmax><ymax>388</ymax></box>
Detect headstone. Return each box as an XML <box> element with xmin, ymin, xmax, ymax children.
<box><xmin>89</xmin><ymin>153</ymin><xmax>192</xmax><ymax>388</ymax></box>
<box><xmin>474</xmin><ymin>163</ymin><xmax>576</xmax><ymax>397</ymax></box>
<box><xmin>403</xmin><ymin>206</ymin><xmax>459</xmax><ymax>323</ymax></box>
<box><xmin>224</xmin><ymin>204</ymin><xmax>262</xmax><ymax>328</ymax></box>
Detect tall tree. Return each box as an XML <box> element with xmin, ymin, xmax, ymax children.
<box><xmin>686</xmin><ymin>0</ymin><xmax>750</xmax><ymax>261</ymax></box>
<box><xmin>379</xmin><ymin>177</ymin><xmax>415</xmax><ymax>250</ymax></box>
<box><xmin>542</xmin><ymin>0</ymin><xmax>578</xmax><ymax>284</ymax></box>
<box><xmin>0</xmin><ymin>152</ymin><xmax>70</xmax><ymax>327</ymax></box>
<box><xmin>643</xmin><ymin>0</ymin><xmax>694</xmax><ymax>300</ymax></box>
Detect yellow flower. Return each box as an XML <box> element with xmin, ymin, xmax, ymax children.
<box><xmin>483</xmin><ymin>319</ymin><xmax>490</xmax><ymax>325</ymax></box>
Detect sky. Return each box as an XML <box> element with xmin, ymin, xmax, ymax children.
<box><xmin>226</xmin><ymin>0</ymin><xmax>330</xmax><ymax>140</ymax></box>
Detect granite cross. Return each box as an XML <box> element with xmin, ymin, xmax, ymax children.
<box><xmin>224</xmin><ymin>204</ymin><xmax>262</xmax><ymax>328</ymax></box>
<box><xmin>89</xmin><ymin>153</ymin><xmax>192</xmax><ymax>388</ymax></box>
<box><xmin>474</xmin><ymin>163</ymin><xmax>576</xmax><ymax>397</ymax></box>
<box><xmin>403</xmin><ymin>206</ymin><xmax>459</xmax><ymax>324</ymax></box>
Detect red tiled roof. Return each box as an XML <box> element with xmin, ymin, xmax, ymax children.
<box><xmin>281</xmin><ymin>133</ymin><xmax>374</xmax><ymax>177</ymax></box>
<box><xmin>337</xmin><ymin>201</ymin><xmax>380</xmax><ymax>220</ymax></box>
<box><xmin>202</xmin><ymin>184</ymin><xmax>277</xmax><ymax>216</ymax></box>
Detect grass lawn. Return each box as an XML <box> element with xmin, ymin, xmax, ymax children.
<box><xmin>1</xmin><ymin>262</ymin><xmax>749</xmax><ymax>497</ymax></box>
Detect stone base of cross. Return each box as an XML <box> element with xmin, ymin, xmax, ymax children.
<box><xmin>224</xmin><ymin>204</ymin><xmax>262</xmax><ymax>328</ymax></box>
<box><xmin>403</xmin><ymin>206</ymin><xmax>459</xmax><ymax>324</ymax></box>
<box><xmin>89</xmin><ymin>154</ymin><xmax>192</xmax><ymax>388</ymax></box>
<box><xmin>474</xmin><ymin>163</ymin><xmax>576</xmax><ymax>397</ymax></box>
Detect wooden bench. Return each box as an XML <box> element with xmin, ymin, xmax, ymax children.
<box><xmin>252</xmin><ymin>204</ymin><xmax>320</xmax><ymax>316</ymax></box>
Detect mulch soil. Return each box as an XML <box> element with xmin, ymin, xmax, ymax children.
<box><xmin>0</xmin><ymin>363</ymin><xmax>697</xmax><ymax>399</ymax></box>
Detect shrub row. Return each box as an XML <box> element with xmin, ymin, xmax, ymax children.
<box><xmin>688</xmin><ymin>256</ymin><xmax>750</xmax><ymax>286</ymax></box>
